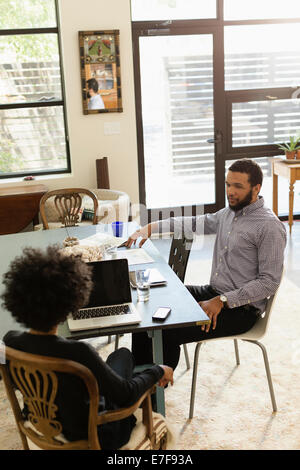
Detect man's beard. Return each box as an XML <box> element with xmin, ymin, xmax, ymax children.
<box><xmin>228</xmin><ymin>188</ymin><xmax>253</xmax><ymax>212</ymax></box>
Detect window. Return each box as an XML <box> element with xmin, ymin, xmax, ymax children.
<box><xmin>132</xmin><ymin>1</ymin><xmax>300</xmax><ymax>220</ymax></box>
<box><xmin>224</xmin><ymin>0</ymin><xmax>300</xmax><ymax>20</ymax></box>
<box><xmin>131</xmin><ymin>0</ymin><xmax>216</xmax><ymax>21</ymax></box>
<box><xmin>0</xmin><ymin>0</ymin><xmax>70</xmax><ymax>179</ymax></box>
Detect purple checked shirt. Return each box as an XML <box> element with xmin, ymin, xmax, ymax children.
<box><xmin>157</xmin><ymin>197</ymin><xmax>287</xmax><ymax>313</ymax></box>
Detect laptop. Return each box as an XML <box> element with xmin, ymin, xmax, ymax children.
<box><xmin>67</xmin><ymin>259</ymin><xmax>141</xmax><ymax>332</ymax></box>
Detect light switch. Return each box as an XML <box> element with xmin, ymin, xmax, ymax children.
<box><xmin>104</xmin><ymin>122</ymin><xmax>121</xmax><ymax>135</ymax></box>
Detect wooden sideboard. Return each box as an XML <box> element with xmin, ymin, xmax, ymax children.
<box><xmin>272</xmin><ymin>158</ymin><xmax>300</xmax><ymax>235</ymax></box>
<box><xmin>0</xmin><ymin>184</ymin><xmax>48</xmax><ymax>235</ymax></box>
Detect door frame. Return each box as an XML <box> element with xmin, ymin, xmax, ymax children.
<box><xmin>132</xmin><ymin>22</ymin><xmax>226</xmax><ymax>224</ymax></box>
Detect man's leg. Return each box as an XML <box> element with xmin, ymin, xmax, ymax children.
<box><xmin>131</xmin><ymin>285</ymin><xmax>217</xmax><ymax>366</ymax></box>
<box><xmin>106</xmin><ymin>347</ymin><xmax>135</xmax><ymax>380</ymax></box>
<box><xmin>132</xmin><ymin>285</ymin><xmax>259</xmax><ymax>370</ymax></box>
<box><xmin>161</xmin><ymin>303</ymin><xmax>258</xmax><ymax>369</ymax></box>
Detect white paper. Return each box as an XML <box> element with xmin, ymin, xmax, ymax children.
<box><xmin>116</xmin><ymin>248</ymin><xmax>154</xmax><ymax>265</ymax></box>
<box><xmin>78</xmin><ymin>233</ymin><xmax>127</xmax><ymax>248</ymax></box>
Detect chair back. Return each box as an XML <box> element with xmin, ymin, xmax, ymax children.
<box><xmin>39</xmin><ymin>188</ymin><xmax>98</xmax><ymax>229</ymax></box>
<box><xmin>242</xmin><ymin>275</ymin><xmax>282</xmax><ymax>340</ymax></box>
<box><xmin>0</xmin><ymin>346</ymin><xmax>101</xmax><ymax>450</ymax></box>
<box><xmin>96</xmin><ymin>157</ymin><xmax>110</xmax><ymax>189</ymax></box>
<box><xmin>168</xmin><ymin>236</ymin><xmax>192</xmax><ymax>283</ymax></box>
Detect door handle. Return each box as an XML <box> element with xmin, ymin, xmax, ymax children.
<box><xmin>207</xmin><ymin>131</ymin><xmax>223</xmax><ymax>144</ymax></box>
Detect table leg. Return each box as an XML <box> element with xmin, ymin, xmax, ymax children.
<box><xmin>151</xmin><ymin>330</ymin><xmax>165</xmax><ymax>416</ymax></box>
<box><xmin>272</xmin><ymin>167</ymin><xmax>278</xmax><ymax>216</ymax></box>
<box><xmin>289</xmin><ymin>182</ymin><xmax>295</xmax><ymax>235</ymax></box>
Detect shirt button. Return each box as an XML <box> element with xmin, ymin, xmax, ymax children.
<box><xmin>224</xmin><ymin>246</ymin><xmax>227</xmax><ymax>250</ymax></box>
<box><xmin>215</xmin><ymin>272</ymin><xmax>218</xmax><ymax>276</ymax></box>
<box><xmin>228</xmin><ymin>231</ymin><xmax>231</xmax><ymax>234</ymax></box>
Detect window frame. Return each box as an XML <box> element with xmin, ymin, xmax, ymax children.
<box><xmin>0</xmin><ymin>0</ymin><xmax>71</xmax><ymax>180</ymax></box>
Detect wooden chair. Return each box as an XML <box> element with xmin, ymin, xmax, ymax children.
<box><xmin>96</xmin><ymin>157</ymin><xmax>110</xmax><ymax>189</ymax></box>
<box><xmin>0</xmin><ymin>346</ymin><xmax>168</xmax><ymax>450</ymax></box>
<box><xmin>39</xmin><ymin>188</ymin><xmax>98</xmax><ymax>230</ymax></box>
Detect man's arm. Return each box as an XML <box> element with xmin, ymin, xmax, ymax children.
<box><xmin>125</xmin><ymin>210</ymin><xmax>225</xmax><ymax>248</ymax></box>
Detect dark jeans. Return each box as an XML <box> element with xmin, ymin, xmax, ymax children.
<box><xmin>106</xmin><ymin>347</ymin><xmax>135</xmax><ymax>380</ymax></box>
<box><xmin>131</xmin><ymin>284</ymin><xmax>259</xmax><ymax>370</ymax></box>
<box><xmin>99</xmin><ymin>347</ymin><xmax>137</xmax><ymax>449</ymax></box>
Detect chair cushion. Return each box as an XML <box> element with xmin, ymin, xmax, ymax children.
<box><xmin>24</xmin><ymin>410</ymin><xmax>176</xmax><ymax>450</ymax></box>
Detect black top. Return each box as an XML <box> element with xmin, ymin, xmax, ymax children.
<box><xmin>3</xmin><ymin>331</ymin><xmax>163</xmax><ymax>449</ymax></box>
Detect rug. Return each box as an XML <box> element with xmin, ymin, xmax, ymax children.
<box><xmin>1</xmin><ymin>259</ymin><xmax>300</xmax><ymax>450</ymax></box>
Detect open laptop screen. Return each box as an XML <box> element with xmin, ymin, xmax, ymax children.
<box><xmin>83</xmin><ymin>259</ymin><xmax>132</xmax><ymax>308</ymax></box>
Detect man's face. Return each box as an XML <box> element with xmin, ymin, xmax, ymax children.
<box><xmin>226</xmin><ymin>171</ymin><xmax>260</xmax><ymax>212</ymax></box>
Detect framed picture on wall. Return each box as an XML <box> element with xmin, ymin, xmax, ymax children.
<box><xmin>78</xmin><ymin>30</ymin><xmax>123</xmax><ymax>114</ymax></box>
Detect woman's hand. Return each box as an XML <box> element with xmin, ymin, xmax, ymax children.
<box><xmin>158</xmin><ymin>365</ymin><xmax>174</xmax><ymax>387</ymax></box>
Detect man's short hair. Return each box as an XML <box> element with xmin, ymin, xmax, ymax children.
<box><xmin>228</xmin><ymin>158</ymin><xmax>263</xmax><ymax>187</ymax></box>
<box><xmin>87</xmin><ymin>78</ymin><xmax>99</xmax><ymax>93</ymax></box>
<box><xmin>1</xmin><ymin>246</ymin><xmax>93</xmax><ymax>332</ymax></box>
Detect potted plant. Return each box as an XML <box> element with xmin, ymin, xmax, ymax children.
<box><xmin>277</xmin><ymin>136</ymin><xmax>300</xmax><ymax>160</ymax></box>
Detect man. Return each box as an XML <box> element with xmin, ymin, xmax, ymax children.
<box><xmin>126</xmin><ymin>159</ymin><xmax>287</xmax><ymax>370</ymax></box>
<box><xmin>87</xmin><ymin>78</ymin><xmax>105</xmax><ymax>110</ymax></box>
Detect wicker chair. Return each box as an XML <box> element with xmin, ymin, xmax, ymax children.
<box><xmin>34</xmin><ymin>188</ymin><xmax>130</xmax><ymax>230</ymax></box>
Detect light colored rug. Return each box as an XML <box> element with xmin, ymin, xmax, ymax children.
<box><xmin>1</xmin><ymin>259</ymin><xmax>300</xmax><ymax>450</ymax></box>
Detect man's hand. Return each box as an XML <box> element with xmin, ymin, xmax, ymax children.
<box><xmin>199</xmin><ymin>296</ymin><xmax>224</xmax><ymax>333</ymax></box>
<box><xmin>158</xmin><ymin>365</ymin><xmax>174</xmax><ymax>387</ymax></box>
<box><xmin>125</xmin><ymin>224</ymin><xmax>152</xmax><ymax>248</ymax></box>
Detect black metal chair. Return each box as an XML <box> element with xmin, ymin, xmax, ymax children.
<box><xmin>114</xmin><ymin>236</ymin><xmax>193</xmax><ymax>369</ymax></box>
<box><xmin>168</xmin><ymin>236</ymin><xmax>192</xmax><ymax>369</ymax></box>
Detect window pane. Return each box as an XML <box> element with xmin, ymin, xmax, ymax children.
<box><xmin>139</xmin><ymin>34</ymin><xmax>215</xmax><ymax>209</ymax></box>
<box><xmin>0</xmin><ymin>107</ymin><xmax>68</xmax><ymax>175</ymax></box>
<box><xmin>0</xmin><ymin>0</ymin><xmax>56</xmax><ymax>29</ymax></box>
<box><xmin>224</xmin><ymin>0</ymin><xmax>300</xmax><ymax>20</ymax></box>
<box><xmin>0</xmin><ymin>34</ymin><xmax>62</xmax><ymax>104</ymax></box>
<box><xmin>225</xmin><ymin>24</ymin><xmax>300</xmax><ymax>90</ymax></box>
<box><xmin>232</xmin><ymin>99</ymin><xmax>300</xmax><ymax>148</ymax></box>
<box><xmin>225</xmin><ymin>157</ymin><xmax>300</xmax><ymax>217</ymax></box>
<box><xmin>131</xmin><ymin>0</ymin><xmax>216</xmax><ymax>21</ymax></box>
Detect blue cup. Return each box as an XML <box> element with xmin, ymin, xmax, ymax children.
<box><xmin>112</xmin><ymin>221</ymin><xmax>124</xmax><ymax>237</ymax></box>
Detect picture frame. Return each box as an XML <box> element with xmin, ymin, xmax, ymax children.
<box><xmin>78</xmin><ymin>30</ymin><xmax>123</xmax><ymax>114</ymax></box>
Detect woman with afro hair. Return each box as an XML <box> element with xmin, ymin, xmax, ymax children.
<box><xmin>1</xmin><ymin>245</ymin><xmax>173</xmax><ymax>449</ymax></box>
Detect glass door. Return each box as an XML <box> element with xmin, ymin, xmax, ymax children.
<box><xmin>133</xmin><ymin>25</ymin><xmax>223</xmax><ymax>222</ymax></box>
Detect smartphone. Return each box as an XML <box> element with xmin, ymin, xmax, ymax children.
<box><xmin>152</xmin><ymin>307</ymin><xmax>171</xmax><ymax>322</ymax></box>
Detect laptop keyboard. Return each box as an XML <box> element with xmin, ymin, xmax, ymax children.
<box><xmin>73</xmin><ymin>304</ymin><xmax>130</xmax><ymax>320</ymax></box>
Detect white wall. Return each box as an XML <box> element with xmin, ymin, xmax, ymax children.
<box><xmin>1</xmin><ymin>0</ymin><xmax>140</xmax><ymax>205</ymax></box>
